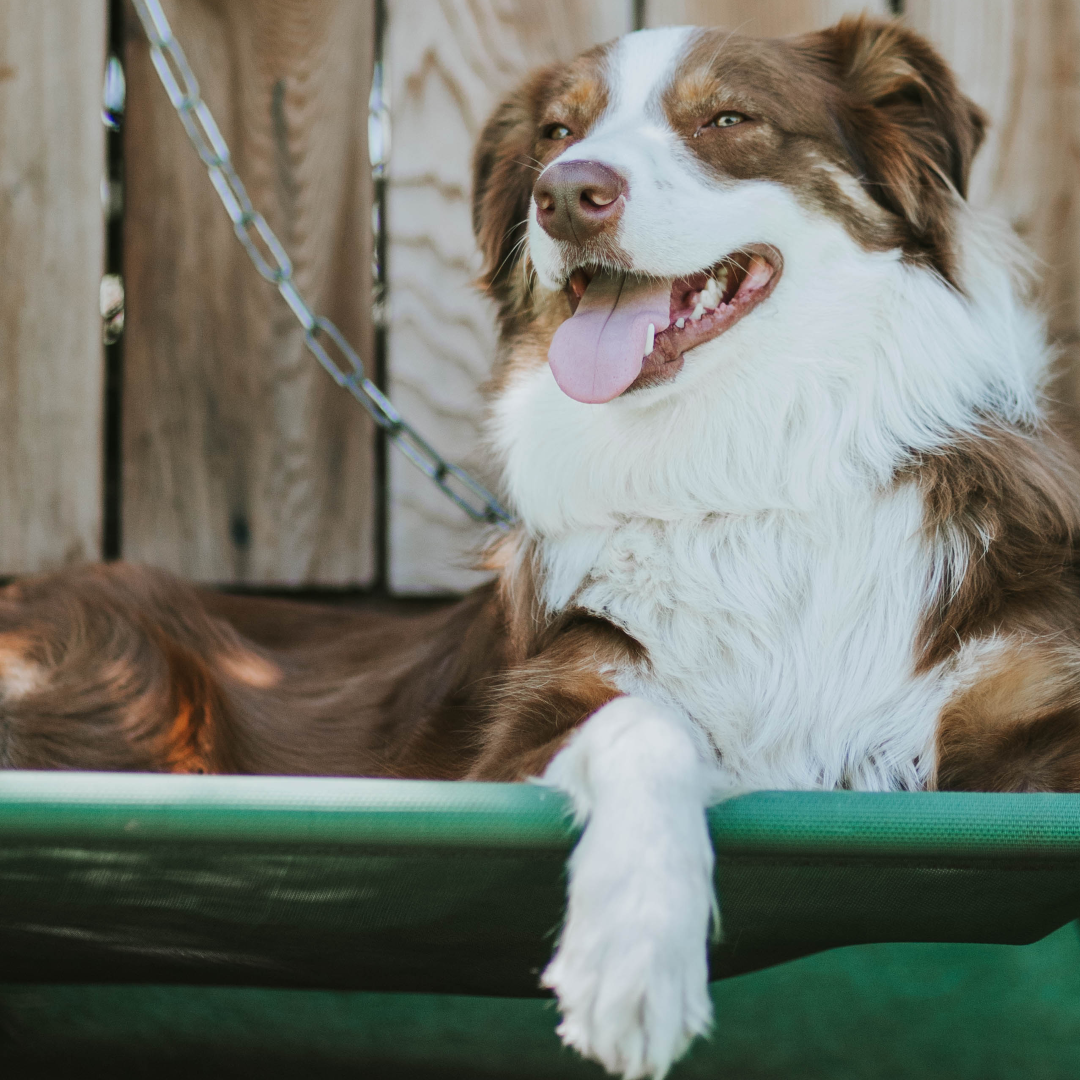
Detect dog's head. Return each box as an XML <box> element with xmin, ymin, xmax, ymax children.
<box><xmin>473</xmin><ymin>16</ymin><xmax>986</xmax><ymax>407</ymax></box>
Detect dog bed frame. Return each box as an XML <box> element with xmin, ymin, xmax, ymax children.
<box><xmin>0</xmin><ymin>773</ymin><xmax>1077</xmax><ymax>992</ymax></box>
<box><xmin>2</xmin><ymin>772</ymin><xmax>1079</xmax><ymax>1075</ymax></box>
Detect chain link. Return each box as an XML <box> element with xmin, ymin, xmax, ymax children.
<box><xmin>130</xmin><ymin>0</ymin><xmax>513</xmax><ymax>529</ymax></box>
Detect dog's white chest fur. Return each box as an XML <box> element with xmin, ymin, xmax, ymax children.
<box><xmin>541</xmin><ymin>484</ymin><xmax>946</xmax><ymax>792</ymax></box>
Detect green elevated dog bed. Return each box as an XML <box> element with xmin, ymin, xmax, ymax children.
<box><xmin>2</xmin><ymin>772</ymin><xmax>1080</xmax><ymax>1076</ymax></box>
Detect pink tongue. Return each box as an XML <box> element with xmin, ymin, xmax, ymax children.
<box><xmin>548</xmin><ymin>271</ymin><xmax>672</xmax><ymax>403</ymax></box>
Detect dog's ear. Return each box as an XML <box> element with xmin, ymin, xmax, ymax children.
<box><xmin>472</xmin><ymin>65</ymin><xmax>562</xmax><ymax>309</ymax></box>
<box><xmin>798</xmin><ymin>16</ymin><xmax>987</xmax><ymax>252</ymax></box>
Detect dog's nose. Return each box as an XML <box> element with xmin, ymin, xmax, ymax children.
<box><xmin>534</xmin><ymin>161</ymin><xmax>627</xmax><ymax>243</ymax></box>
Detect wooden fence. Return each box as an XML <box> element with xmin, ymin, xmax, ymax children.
<box><xmin>1</xmin><ymin>0</ymin><xmax>1077</xmax><ymax>594</ymax></box>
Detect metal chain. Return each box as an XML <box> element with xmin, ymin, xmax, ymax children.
<box><xmin>130</xmin><ymin>0</ymin><xmax>513</xmax><ymax>530</ymax></box>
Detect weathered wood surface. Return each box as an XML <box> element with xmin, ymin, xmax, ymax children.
<box><xmin>644</xmin><ymin>0</ymin><xmax>890</xmax><ymax>35</ymax></box>
<box><xmin>905</xmin><ymin>1</ymin><xmax>1080</xmax><ymax>428</ymax></box>
<box><xmin>0</xmin><ymin>1</ymin><xmax>106</xmax><ymax>575</ymax></box>
<box><xmin>385</xmin><ymin>0</ymin><xmax>634</xmax><ymax>594</ymax></box>
<box><xmin>123</xmin><ymin>0</ymin><xmax>376</xmax><ymax>585</ymax></box>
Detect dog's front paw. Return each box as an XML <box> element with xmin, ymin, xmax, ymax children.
<box><xmin>541</xmin><ymin>828</ymin><xmax>713</xmax><ymax>1078</ymax></box>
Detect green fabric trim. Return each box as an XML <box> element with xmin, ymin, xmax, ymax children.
<box><xmin>0</xmin><ymin>773</ymin><xmax>579</xmax><ymax>847</ymax></box>
<box><xmin>711</xmin><ymin>790</ymin><xmax>1080</xmax><ymax>857</ymax></box>
<box><xmin>1</xmin><ymin>773</ymin><xmax>1079</xmax><ymax>995</ymax></box>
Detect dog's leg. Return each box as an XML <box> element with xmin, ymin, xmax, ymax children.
<box><xmin>540</xmin><ymin>695</ymin><xmax>718</xmax><ymax>1080</ymax></box>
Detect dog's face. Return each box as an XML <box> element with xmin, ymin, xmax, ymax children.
<box><xmin>474</xmin><ymin>18</ymin><xmax>985</xmax><ymax>407</ymax></box>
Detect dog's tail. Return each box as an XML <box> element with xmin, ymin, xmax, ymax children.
<box><xmin>0</xmin><ymin>562</ymin><xmax>269</xmax><ymax>772</ymax></box>
<box><xmin>0</xmin><ymin>562</ymin><xmax>506</xmax><ymax>778</ymax></box>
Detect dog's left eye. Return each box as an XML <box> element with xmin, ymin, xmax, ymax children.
<box><xmin>707</xmin><ymin>112</ymin><xmax>747</xmax><ymax>129</ymax></box>
<box><xmin>544</xmin><ymin>123</ymin><xmax>572</xmax><ymax>140</ymax></box>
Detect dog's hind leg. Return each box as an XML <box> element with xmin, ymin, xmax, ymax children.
<box><xmin>935</xmin><ymin>639</ymin><xmax>1080</xmax><ymax>792</ymax></box>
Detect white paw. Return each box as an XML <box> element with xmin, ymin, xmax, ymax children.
<box><xmin>541</xmin><ymin>822</ymin><xmax>714</xmax><ymax>1078</ymax></box>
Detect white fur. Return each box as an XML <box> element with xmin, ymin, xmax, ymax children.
<box><xmin>512</xmin><ymin>199</ymin><xmax>1042</xmax><ymax>535</ymax></box>
<box><xmin>500</xmin><ymin>27</ymin><xmax>1055</xmax><ymax>1079</ymax></box>
<box><xmin>541</xmin><ymin>696</ymin><xmax>718</xmax><ymax>1080</ymax></box>
<box><xmin>0</xmin><ymin>647</ymin><xmax>43</xmax><ymax>702</ymax></box>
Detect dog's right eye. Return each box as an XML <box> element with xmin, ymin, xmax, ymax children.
<box><xmin>707</xmin><ymin>112</ymin><xmax>748</xmax><ymax>129</ymax></box>
<box><xmin>544</xmin><ymin>123</ymin><xmax>572</xmax><ymax>140</ymax></box>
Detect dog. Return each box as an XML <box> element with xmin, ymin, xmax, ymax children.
<box><xmin>3</xmin><ymin>14</ymin><xmax>1080</xmax><ymax>1078</ymax></box>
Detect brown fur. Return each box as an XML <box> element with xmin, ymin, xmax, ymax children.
<box><xmin>936</xmin><ymin>643</ymin><xmax>1080</xmax><ymax>792</ymax></box>
<box><xmin>910</xmin><ymin>426</ymin><xmax>1080</xmax><ymax>669</ymax></box>
<box><xmin>469</xmin><ymin>615</ymin><xmax>641</xmax><ymax>780</ymax></box>
<box><xmin>666</xmin><ymin>25</ymin><xmax>909</xmax><ymax>262</ymax></box>
<box><xmin>661</xmin><ymin>18</ymin><xmax>987</xmax><ymax>285</ymax></box>
<box><xmin>798</xmin><ymin>17</ymin><xmax>985</xmax><ymax>282</ymax></box>
<box><xmin>0</xmin><ymin>548</ymin><xmax>632</xmax><ymax>782</ymax></box>
<box><xmin>472</xmin><ymin>43</ymin><xmax>616</xmax><ymax>323</ymax></box>
<box><xmin>904</xmin><ymin>425</ymin><xmax>1080</xmax><ymax>791</ymax></box>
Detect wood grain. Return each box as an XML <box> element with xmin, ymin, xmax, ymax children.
<box><xmin>123</xmin><ymin>0</ymin><xmax>376</xmax><ymax>585</ymax></box>
<box><xmin>644</xmin><ymin>0</ymin><xmax>889</xmax><ymax>36</ymax></box>
<box><xmin>385</xmin><ymin>0</ymin><xmax>633</xmax><ymax>595</ymax></box>
<box><xmin>0</xmin><ymin>1</ymin><xmax>106</xmax><ymax>574</ymax></box>
<box><xmin>905</xmin><ymin>1</ymin><xmax>1080</xmax><ymax>428</ymax></box>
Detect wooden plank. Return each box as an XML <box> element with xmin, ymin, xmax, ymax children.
<box><xmin>644</xmin><ymin>0</ymin><xmax>890</xmax><ymax>35</ymax></box>
<box><xmin>904</xmin><ymin>1</ymin><xmax>1080</xmax><ymax>427</ymax></box>
<box><xmin>123</xmin><ymin>0</ymin><xmax>376</xmax><ymax>585</ymax></box>
<box><xmin>385</xmin><ymin>0</ymin><xmax>633</xmax><ymax>595</ymax></box>
<box><xmin>0</xmin><ymin>1</ymin><xmax>106</xmax><ymax>574</ymax></box>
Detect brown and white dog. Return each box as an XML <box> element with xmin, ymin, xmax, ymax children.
<box><xmin>3</xmin><ymin>15</ymin><xmax>1080</xmax><ymax>1077</ymax></box>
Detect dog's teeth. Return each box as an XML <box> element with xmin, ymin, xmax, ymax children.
<box><xmin>691</xmin><ymin>303</ymin><xmax>705</xmax><ymax>322</ymax></box>
<box><xmin>675</xmin><ymin>317</ymin><xmax>685</xmax><ymax>329</ymax></box>
<box><xmin>644</xmin><ymin>323</ymin><xmax>655</xmax><ymax>356</ymax></box>
<box><xmin>744</xmin><ymin>254</ymin><xmax>773</xmax><ymax>290</ymax></box>
<box><xmin>715</xmin><ymin>265</ymin><xmax>729</xmax><ymax>292</ymax></box>
<box><xmin>701</xmin><ymin>279</ymin><xmax>720</xmax><ymax>308</ymax></box>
